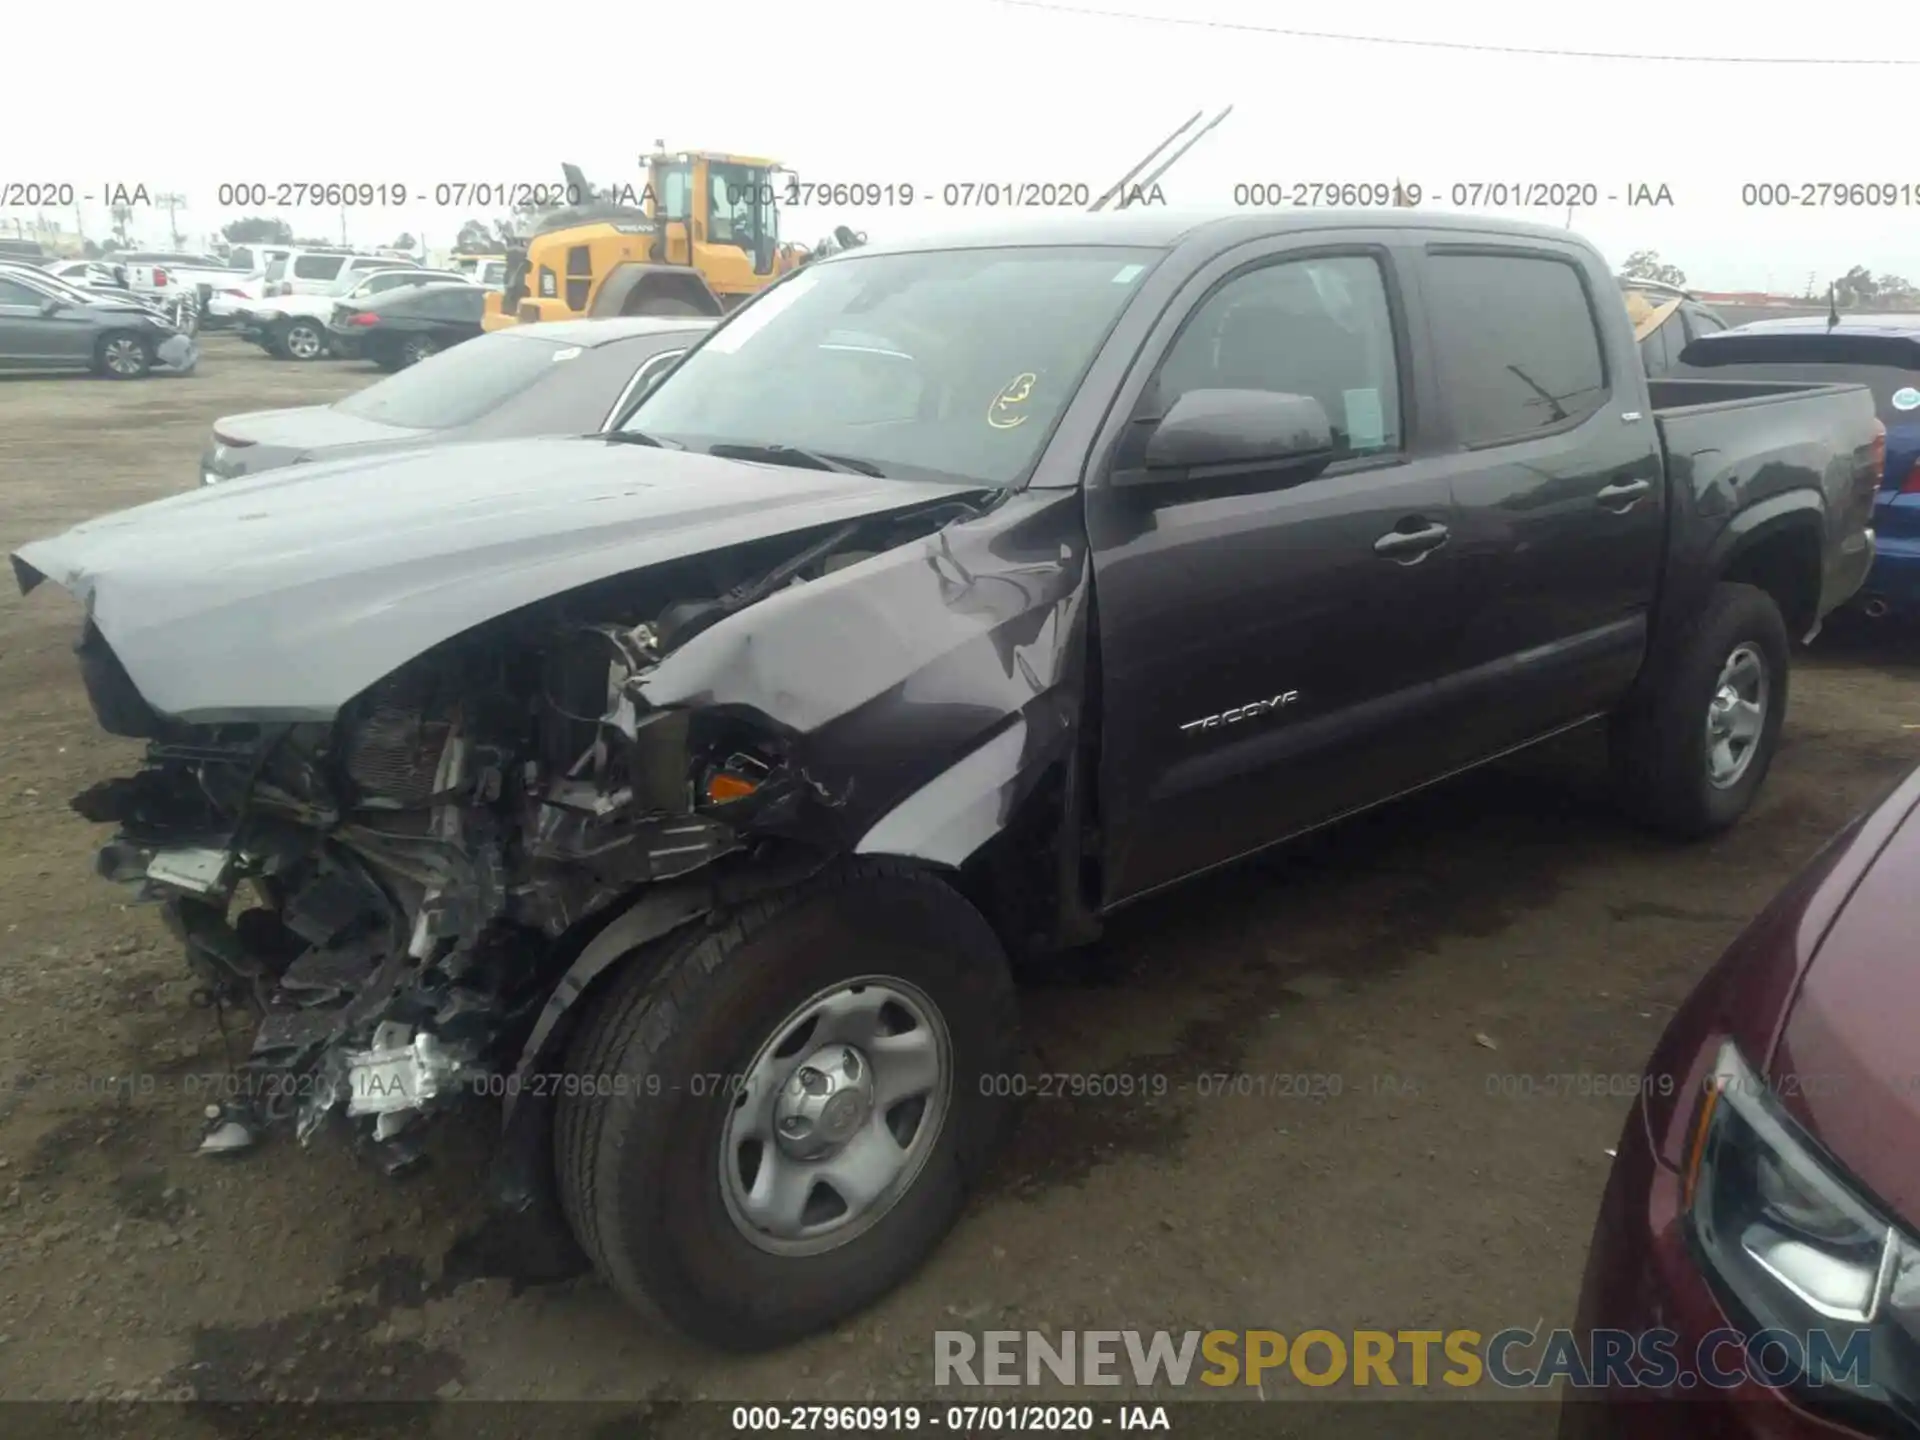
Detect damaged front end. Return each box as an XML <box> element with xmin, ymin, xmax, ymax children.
<box><xmin>65</xmin><ymin>501</ymin><xmax>987</xmax><ymax>1175</ymax></box>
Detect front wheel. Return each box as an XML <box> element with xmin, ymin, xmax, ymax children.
<box><xmin>94</xmin><ymin>331</ymin><xmax>152</xmax><ymax>379</ymax></box>
<box><xmin>1610</xmin><ymin>581</ymin><xmax>1790</xmax><ymax>838</ymax></box>
<box><xmin>553</xmin><ymin>862</ymin><xmax>1018</xmax><ymax>1350</ymax></box>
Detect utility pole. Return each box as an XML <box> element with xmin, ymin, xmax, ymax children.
<box><xmin>155</xmin><ymin>191</ymin><xmax>187</xmax><ymax>249</ymax></box>
<box><xmin>339</xmin><ymin>207</ymin><xmax>349</xmax><ymax>245</ymax></box>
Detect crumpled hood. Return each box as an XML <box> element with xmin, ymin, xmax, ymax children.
<box><xmin>12</xmin><ymin>437</ymin><xmax>980</xmax><ymax>723</ymax></box>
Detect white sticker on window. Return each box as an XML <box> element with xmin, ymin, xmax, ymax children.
<box><xmin>1112</xmin><ymin>264</ymin><xmax>1145</xmax><ymax>284</ymax></box>
<box><xmin>552</xmin><ymin>346</ymin><xmax>582</xmax><ymax>362</ymax></box>
<box><xmin>1893</xmin><ymin>386</ymin><xmax>1920</xmax><ymax>411</ymax></box>
<box><xmin>1343</xmin><ymin>388</ymin><xmax>1385</xmax><ymax>449</ymax></box>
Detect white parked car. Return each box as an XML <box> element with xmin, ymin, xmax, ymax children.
<box><xmin>225</xmin><ymin>243</ymin><xmax>292</xmax><ymax>277</ymax></box>
<box><xmin>262</xmin><ymin>250</ymin><xmax>416</xmax><ymax>299</ymax></box>
<box><xmin>118</xmin><ymin>251</ymin><xmax>247</xmax><ymax>319</ymax></box>
<box><xmin>241</xmin><ymin>266</ymin><xmax>471</xmax><ymax>360</ymax></box>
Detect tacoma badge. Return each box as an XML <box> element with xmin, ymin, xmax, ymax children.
<box><xmin>1180</xmin><ymin>691</ymin><xmax>1300</xmax><ymax>734</ymax></box>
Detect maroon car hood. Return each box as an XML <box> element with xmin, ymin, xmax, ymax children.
<box><xmin>1772</xmin><ymin>788</ymin><xmax>1920</xmax><ymax>1225</ymax></box>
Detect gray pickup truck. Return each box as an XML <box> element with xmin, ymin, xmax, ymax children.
<box><xmin>10</xmin><ymin>211</ymin><xmax>1882</xmax><ymax>1350</ymax></box>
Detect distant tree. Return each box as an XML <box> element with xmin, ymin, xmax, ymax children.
<box><xmin>110</xmin><ymin>203</ymin><xmax>133</xmax><ymax>246</ymax></box>
<box><xmin>1620</xmin><ymin>250</ymin><xmax>1687</xmax><ymax>286</ymax></box>
<box><xmin>389</xmin><ymin>232</ymin><xmax>417</xmax><ymax>251</ymax></box>
<box><xmin>455</xmin><ymin>218</ymin><xmax>496</xmax><ymax>251</ymax></box>
<box><xmin>99</xmin><ymin>237</ymin><xmax>122</xmax><ymax>256</ymax></box>
<box><xmin>1873</xmin><ymin>272</ymin><xmax>1918</xmax><ymax>306</ymax></box>
<box><xmin>222</xmin><ymin>216</ymin><xmax>295</xmax><ymax>244</ymax></box>
<box><xmin>81</xmin><ymin>238</ymin><xmax>100</xmax><ymax>259</ymax></box>
<box><xmin>1835</xmin><ymin>264</ymin><xmax>1878</xmax><ymax>306</ymax></box>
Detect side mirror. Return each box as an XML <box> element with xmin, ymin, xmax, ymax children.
<box><xmin>40</xmin><ymin>297</ymin><xmax>63</xmax><ymax>316</ymax></box>
<box><xmin>1134</xmin><ymin>388</ymin><xmax>1334</xmax><ymax>478</ymax></box>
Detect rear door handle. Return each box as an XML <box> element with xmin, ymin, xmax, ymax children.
<box><xmin>1596</xmin><ymin>478</ymin><xmax>1652</xmax><ymax>510</ymax></box>
<box><xmin>1373</xmin><ymin>521</ymin><xmax>1450</xmax><ymax>562</ymax></box>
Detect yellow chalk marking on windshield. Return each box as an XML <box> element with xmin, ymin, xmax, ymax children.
<box><xmin>988</xmin><ymin>372</ymin><xmax>1038</xmax><ymax>429</ymax></box>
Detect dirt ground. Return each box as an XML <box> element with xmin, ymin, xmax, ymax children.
<box><xmin>1</xmin><ymin>338</ymin><xmax>1917</xmax><ymax>1433</ymax></box>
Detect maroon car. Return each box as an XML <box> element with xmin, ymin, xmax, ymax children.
<box><xmin>1563</xmin><ymin>762</ymin><xmax>1920</xmax><ymax>1438</ymax></box>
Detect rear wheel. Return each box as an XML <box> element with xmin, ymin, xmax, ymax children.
<box><xmin>1610</xmin><ymin>581</ymin><xmax>1790</xmax><ymax>838</ymax></box>
<box><xmin>400</xmin><ymin>335</ymin><xmax>437</xmax><ymax>367</ymax></box>
<box><xmin>94</xmin><ymin>331</ymin><xmax>151</xmax><ymax>379</ymax></box>
<box><xmin>281</xmin><ymin>318</ymin><xmax>327</xmax><ymax>361</ymax></box>
<box><xmin>553</xmin><ymin>862</ymin><xmax>1018</xmax><ymax>1349</ymax></box>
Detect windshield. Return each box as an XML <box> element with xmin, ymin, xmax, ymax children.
<box><xmin>333</xmin><ymin>331</ymin><xmax>569</xmax><ymax>429</ymax></box>
<box><xmin>622</xmin><ymin>245</ymin><xmax>1162</xmax><ymax>485</ymax></box>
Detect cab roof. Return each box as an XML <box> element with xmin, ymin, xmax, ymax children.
<box><xmin>840</xmin><ymin>208</ymin><xmax>1600</xmax><ymax>258</ymax></box>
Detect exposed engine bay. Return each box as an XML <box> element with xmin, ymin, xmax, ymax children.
<box><xmin>66</xmin><ymin>499</ymin><xmax>984</xmax><ymax>1174</ymax></box>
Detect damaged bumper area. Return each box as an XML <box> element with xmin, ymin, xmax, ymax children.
<box><xmin>54</xmin><ymin>495</ymin><xmax>1013</xmax><ymax>1174</ymax></box>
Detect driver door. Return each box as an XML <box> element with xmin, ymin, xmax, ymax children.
<box><xmin>1085</xmin><ymin>240</ymin><xmax>1469</xmax><ymax>903</ymax></box>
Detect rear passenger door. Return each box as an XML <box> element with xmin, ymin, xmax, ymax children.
<box><xmin>1417</xmin><ymin>245</ymin><xmax>1666</xmax><ymax>764</ymax></box>
<box><xmin>1087</xmin><ymin>238</ymin><xmax>1468</xmax><ymax>903</ymax></box>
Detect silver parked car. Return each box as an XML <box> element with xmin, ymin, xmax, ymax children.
<box><xmin>201</xmin><ymin>315</ymin><xmax>712</xmax><ymax>482</ymax></box>
<box><xmin>0</xmin><ymin>268</ymin><xmax>197</xmax><ymax>378</ymax></box>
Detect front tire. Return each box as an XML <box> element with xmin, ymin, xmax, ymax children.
<box><xmin>94</xmin><ymin>331</ymin><xmax>151</xmax><ymax>379</ymax></box>
<box><xmin>554</xmin><ymin>862</ymin><xmax>1018</xmax><ymax>1350</ymax></box>
<box><xmin>1610</xmin><ymin>581</ymin><xmax>1790</xmax><ymax>838</ymax></box>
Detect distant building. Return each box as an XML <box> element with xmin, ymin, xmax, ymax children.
<box><xmin>0</xmin><ymin>218</ymin><xmax>87</xmax><ymax>257</ymax></box>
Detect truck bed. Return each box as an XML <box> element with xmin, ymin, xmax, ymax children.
<box><xmin>1647</xmin><ymin>374</ymin><xmax>1881</xmax><ymax>632</ymax></box>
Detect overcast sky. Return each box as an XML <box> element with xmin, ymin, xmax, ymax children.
<box><xmin>5</xmin><ymin>0</ymin><xmax>1916</xmax><ymax>292</ymax></box>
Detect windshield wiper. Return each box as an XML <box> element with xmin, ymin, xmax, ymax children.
<box><xmin>601</xmin><ymin>429</ymin><xmax>684</xmax><ymax>448</ymax></box>
<box><xmin>705</xmin><ymin>442</ymin><xmax>888</xmax><ymax>478</ymax></box>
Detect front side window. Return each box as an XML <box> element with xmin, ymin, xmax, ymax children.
<box><xmin>625</xmin><ymin>245</ymin><xmax>1163</xmax><ymax>486</ymax></box>
<box><xmin>1151</xmin><ymin>254</ymin><xmax>1403</xmax><ymax>458</ymax></box>
<box><xmin>0</xmin><ymin>277</ymin><xmax>44</xmax><ymax>306</ymax></box>
<box><xmin>1428</xmin><ymin>253</ymin><xmax>1609</xmax><ymax>446</ymax></box>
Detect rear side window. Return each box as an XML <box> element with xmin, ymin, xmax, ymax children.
<box><xmin>361</xmin><ymin>272</ymin><xmax>421</xmax><ymax>295</ymax></box>
<box><xmin>266</xmin><ymin>257</ymin><xmax>288</xmax><ymax>282</ymax></box>
<box><xmin>334</xmin><ymin>333</ymin><xmax>570</xmax><ymax>429</ymax></box>
<box><xmin>1683</xmin><ymin>304</ymin><xmax>1727</xmax><ymax>338</ymax></box>
<box><xmin>1428</xmin><ymin>253</ymin><xmax>1609</xmax><ymax>446</ymax></box>
<box><xmin>1639</xmin><ymin>314</ymin><xmax>1683</xmax><ymax>378</ymax></box>
<box><xmin>294</xmin><ymin>254</ymin><xmax>346</xmax><ymax>280</ymax></box>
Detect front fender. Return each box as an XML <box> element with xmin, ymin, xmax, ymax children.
<box><xmin>634</xmin><ymin>486</ymin><xmax>1093</xmax><ymax>855</ymax></box>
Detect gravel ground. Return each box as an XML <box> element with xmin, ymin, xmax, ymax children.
<box><xmin>1</xmin><ymin>337</ymin><xmax>1916</xmax><ymax>1437</ymax></box>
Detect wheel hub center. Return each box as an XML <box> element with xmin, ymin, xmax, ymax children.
<box><xmin>773</xmin><ymin>1044</ymin><xmax>873</xmax><ymax>1160</ymax></box>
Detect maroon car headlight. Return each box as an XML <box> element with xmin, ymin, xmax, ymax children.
<box><xmin>1684</xmin><ymin>1040</ymin><xmax>1920</xmax><ymax>1425</ymax></box>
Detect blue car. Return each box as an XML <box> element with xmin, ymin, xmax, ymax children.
<box><xmin>1679</xmin><ymin>314</ymin><xmax>1920</xmax><ymax>622</ymax></box>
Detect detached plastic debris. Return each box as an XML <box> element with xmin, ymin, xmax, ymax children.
<box><xmin>198</xmin><ymin>1102</ymin><xmax>261</xmax><ymax>1155</ymax></box>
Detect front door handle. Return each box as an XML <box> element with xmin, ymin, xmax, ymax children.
<box><xmin>1373</xmin><ymin>521</ymin><xmax>1450</xmax><ymax>562</ymax></box>
<box><xmin>1596</xmin><ymin>478</ymin><xmax>1652</xmax><ymax>511</ymax></box>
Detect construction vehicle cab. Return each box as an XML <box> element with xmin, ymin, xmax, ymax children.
<box><xmin>484</xmin><ymin>151</ymin><xmax>807</xmax><ymax>332</ymax></box>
